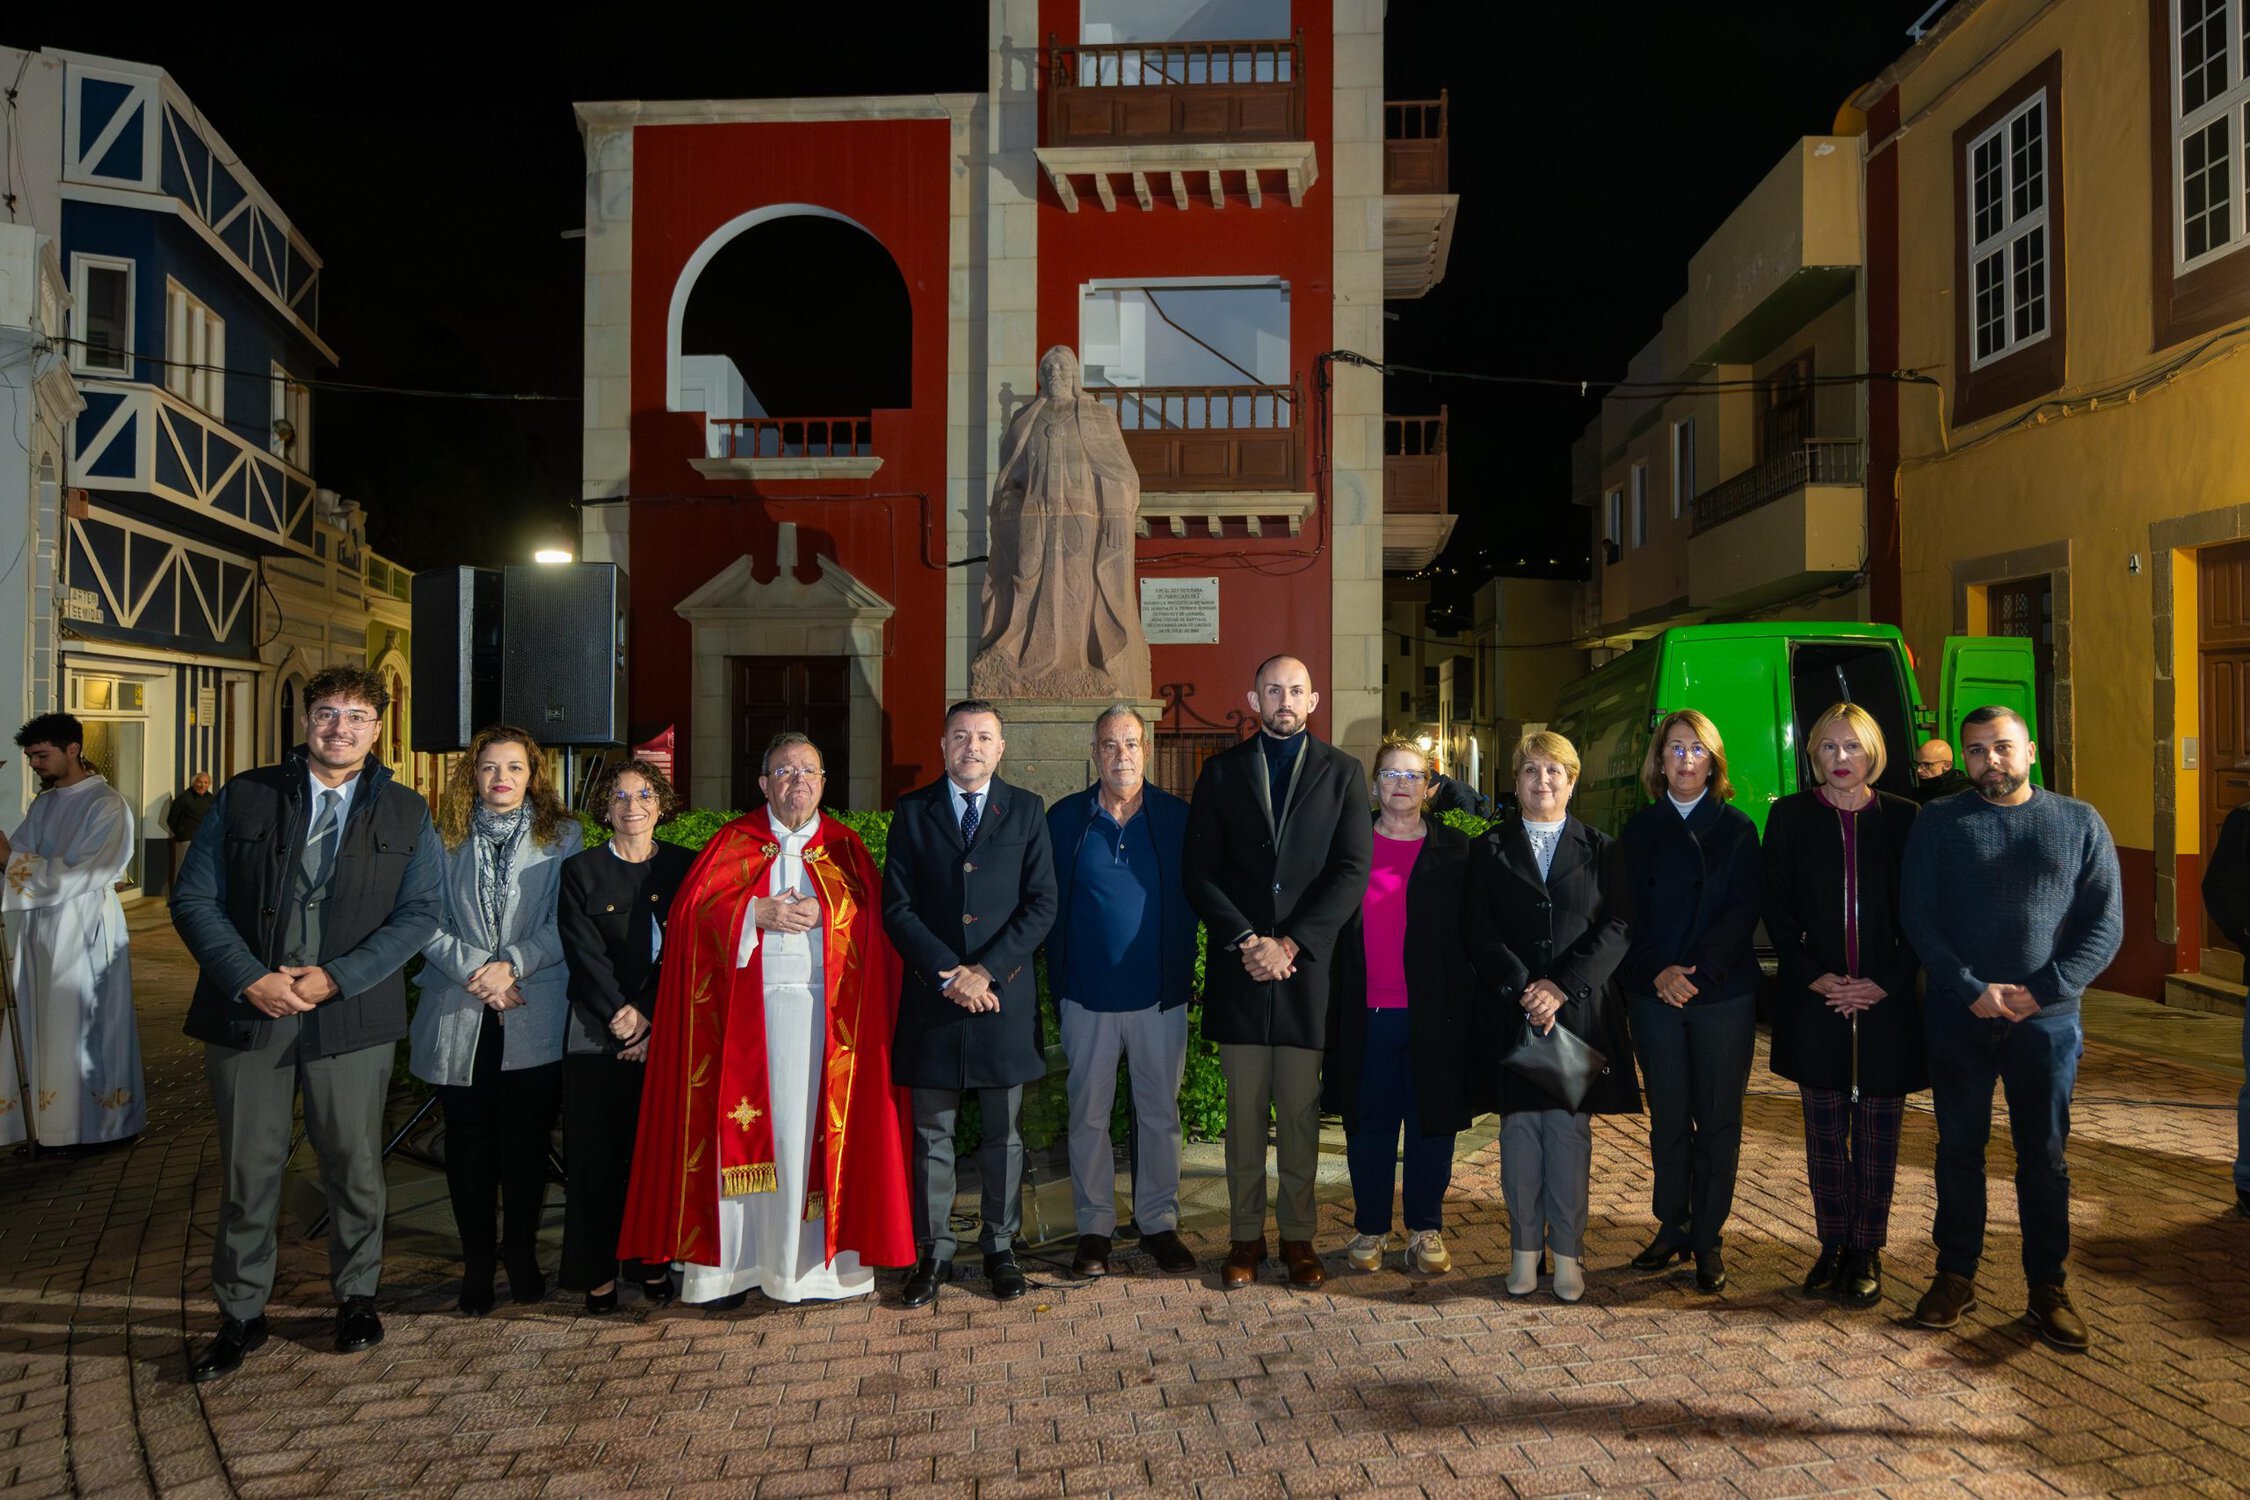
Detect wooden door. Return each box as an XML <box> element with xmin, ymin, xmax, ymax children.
<box><xmin>730</xmin><ymin>656</ymin><xmax>850</xmax><ymax>813</ymax></box>
<box><xmin>2197</xmin><ymin>541</ymin><xmax>2250</xmax><ymax>965</ymax></box>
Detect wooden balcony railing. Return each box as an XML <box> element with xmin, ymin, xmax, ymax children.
<box><xmin>1047</xmin><ymin>32</ymin><xmax>1306</xmax><ymax>148</ymax></box>
<box><xmin>1087</xmin><ymin>383</ymin><xmax>1302</xmax><ymax>492</ymax></box>
<box><xmin>708</xmin><ymin>416</ymin><xmax>873</xmax><ymax>460</ymax></box>
<box><xmin>1690</xmin><ymin>439</ymin><xmax>1864</xmax><ymax>536</ymax></box>
<box><xmin>1383</xmin><ymin>407</ymin><xmax>1451</xmax><ymax>516</ymax></box>
<box><xmin>1384</xmin><ymin>92</ymin><xmax>1449</xmax><ymax>194</ymax></box>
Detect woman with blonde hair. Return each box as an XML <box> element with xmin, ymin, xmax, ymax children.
<box><xmin>1619</xmin><ymin>708</ymin><xmax>1763</xmax><ymax>1292</ymax></box>
<box><xmin>410</xmin><ymin>725</ymin><xmax>582</xmax><ymax>1315</ymax></box>
<box><xmin>1762</xmin><ymin>702</ymin><xmax>1922</xmax><ymax>1309</ymax></box>
<box><xmin>1464</xmin><ymin>730</ymin><xmax>1638</xmax><ymax>1301</ymax></box>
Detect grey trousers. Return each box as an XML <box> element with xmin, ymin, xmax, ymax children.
<box><xmin>1500</xmin><ymin>1108</ymin><xmax>1594</xmax><ymax>1256</ymax></box>
<box><xmin>1059</xmin><ymin>999</ymin><xmax>1189</xmax><ymax>1235</ymax></box>
<box><xmin>1218</xmin><ymin>1042</ymin><xmax>1323</xmax><ymax>1241</ymax></box>
<box><xmin>910</xmin><ymin>1085</ymin><xmax>1024</xmax><ymax>1260</ymax></box>
<box><xmin>205</xmin><ymin>1014</ymin><xmax>393</xmax><ymax>1318</ymax></box>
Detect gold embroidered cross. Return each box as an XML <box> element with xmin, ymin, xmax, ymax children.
<box><xmin>728</xmin><ymin>1097</ymin><xmax>763</xmax><ymax>1129</ymax></box>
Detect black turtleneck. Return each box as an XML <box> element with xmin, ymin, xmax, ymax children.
<box><xmin>1258</xmin><ymin>728</ymin><xmax>1307</xmax><ymax>818</ymax></box>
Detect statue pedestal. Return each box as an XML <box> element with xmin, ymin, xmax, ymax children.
<box><xmin>990</xmin><ymin>697</ymin><xmax>1166</xmax><ymax>808</ymax></box>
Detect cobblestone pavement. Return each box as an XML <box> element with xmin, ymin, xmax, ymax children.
<box><xmin>0</xmin><ymin>911</ymin><xmax>2245</xmax><ymax>1498</ymax></box>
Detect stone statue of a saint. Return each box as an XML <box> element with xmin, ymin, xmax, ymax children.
<box><xmin>971</xmin><ymin>345</ymin><xmax>1152</xmax><ymax>701</ymax></box>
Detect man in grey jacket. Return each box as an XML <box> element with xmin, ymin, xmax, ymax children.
<box><xmin>171</xmin><ymin>666</ymin><xmax>444</xmax><ymax>1383</ymax></box>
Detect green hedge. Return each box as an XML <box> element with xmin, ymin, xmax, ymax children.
<box><xmin>606</xmin><ymin>804</ymin><xmax>1496</xmax><ymax>1153</ymax></box>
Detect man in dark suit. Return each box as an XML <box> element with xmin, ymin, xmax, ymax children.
<box><xmin>1185</xmin><ymin>655</ymin><xmax>1374</xmax><ymax>1288</ymax></box>
<box><xmin>884</xmin><ymin>700</ymin><xmax>1058</xmax><ymax>1306</ymax></box>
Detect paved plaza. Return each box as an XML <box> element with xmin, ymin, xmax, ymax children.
<box><xmin>0</xmin><ymin>909</ymin><xmax>2246</xmax><ymax>1498</ymax></box>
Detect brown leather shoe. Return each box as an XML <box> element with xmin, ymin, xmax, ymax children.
<box><xmin>1220</xmin><ymin>1239</ymin><xmax>1266</xmax><ymax>1289</ymax></box>
<box><xmin>1071</xmin><ymin>1234</ymin><xmax>1112</xmax><ymax>1278</ymax></box>
<box><xmin>1911</xmin><ymin>1271</ymin><xmax>1978</xmax><ymax>1330</ymax></box>
<box><xmin>2027</xmin><ymin>1283</ymin><xmax>2089</xmax><ymax>1351</ymax></box>
<box><xmin>1280</xmin><ymin>1238</ymin><xmax>1325</xmax><ymax>1288</ymax></box>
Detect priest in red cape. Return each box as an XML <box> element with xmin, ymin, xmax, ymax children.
<box><xmin>618</xmin><ymin>731</ymin><xmax>914</xmax><ymax>1306</ymax></box>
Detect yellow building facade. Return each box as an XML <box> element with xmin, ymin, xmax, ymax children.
<box><xmin>1862</xmin><ymin>0</ymin><xmax>2250</xmax><ymax>998</ymax></box>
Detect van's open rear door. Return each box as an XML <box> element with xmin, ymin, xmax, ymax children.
<box><xmin>1938</xmin><ymin>636</ymin><xmax>2044</xmax><ymax>787</ymax></box>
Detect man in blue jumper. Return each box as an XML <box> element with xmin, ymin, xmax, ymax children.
<box><xmin>1045</xmin><ymin>705</ymin><xmax>1200</xmax><ymax>1279</ymax></box>
<box><xmin>1899</xmin><ymin>705</ymin><xmax>2122</xmax><ymax>1352</ymax></box>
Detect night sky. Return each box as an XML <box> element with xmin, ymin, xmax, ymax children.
<box><xmin>26</xmin><ymin>2</ymin><xmax>1939</xmax><ymax>591</ymax></box>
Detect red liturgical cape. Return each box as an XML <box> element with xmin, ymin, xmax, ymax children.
<box><xmin>617</xmin><ymin>809</ymin><xmax>915</xmax><ymax>1270</ymax></box>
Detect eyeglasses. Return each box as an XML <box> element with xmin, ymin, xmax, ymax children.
<box><xmin>765</xmin><ymin>765</ymin><xmax>826</xmax><ymax>782</ymax></box>
<box><xmin>1377</xmin><ymin>769</ymin><xmax>1427</xmax><ymax>784</ymax></box>
<box><xmin>1914</xmin><ymin>760</ymin><xmax>1951</xmax><ymax>771</ymax></box>
<box><xmin>610</xmin><ymin>789</ymin><xmax>659</xmax><ymax>806</ymax></box>
<box><xmin>309</xmin><ymin>707</ymin><xmax>379</xmax><ymax>728</ymax></box>
<box><xmin>1666</xmin><ymin>744</ymin><xmax>1711</xmax><ymax>762</ymax></box>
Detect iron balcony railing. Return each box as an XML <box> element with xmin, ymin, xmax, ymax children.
<box><xmin>1690</xmin><ymin>439</ymin><xmax>1865</xmax><ymax>536</ymax></box>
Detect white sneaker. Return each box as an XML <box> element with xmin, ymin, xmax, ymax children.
<box><xmin>1407</xmin><ymin>1229</ymin><xmax>1452</xmax><ymax>1275</ymax></box>
<box><xmin>1552</xmin><ymin>1254</ymin><xmax>1584</xmax><ymax>1303</ymax></box>
<box><xmin>1345</xmin><ymin>1233</ymin><xmax>1389</xmax><ymax>1272</ymax></box>
<box><xmin>1506</xmin><ymin>1250</ymin><xmax>1540</xmax><ymax>1295</ymax></box>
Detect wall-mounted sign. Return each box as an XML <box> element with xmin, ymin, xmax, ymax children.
<box><xmin>61</xmin><ymin>588</ymin><xmax>103</xmax><ymax>623</ymax></box>
<box><xmin>1140</xmin><ymin>577</ymin><xmax>1219</xmax><ymax>644</ymax></box>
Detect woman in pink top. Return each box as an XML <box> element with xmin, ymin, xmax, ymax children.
<box><xmin>1321</xmin><ymin>738</ymin><xmax>1476</xmax><ymax>1274</ymax></box>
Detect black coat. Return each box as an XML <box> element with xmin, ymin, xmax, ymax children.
<box><xmin>1762</xmin><ymin>790</ymin><xmax>1927</xmax><ymax>1095</ymax></box>
<box><xmin>1617</xmin><ymin>795</ymin><xmax>1764</xmax><ymax>1005</ymax></box>
<box><xmin>556</xmin><ymin>841</ymin><xmax>696</xmax><ymax>1053</ymax></box>
<box><xmin>883</xmin><ymin>775</ymin><xmax>1058</xmax><ymax>1090</ymax></box>
<box><xmin>1320</xmin><ymin>816</ymin><xmax>1476</xmax><ymax>1135</ymax></box>
<box><xmin>1913</xmin><ymin>769</ymin><xmax>1975</xmax><ymax>804</ymax></box>
<box><xmin>1184</xmin><ymin>733</ymin><xmax>1374</xmax><ymax>1049</ymax></box>
<box><xmin>1463</xmin><ymin>815</ymin><xmax>1641</xmax><ymax>1116</ymax></box>
<box><xmin>2203</xmin><ymin>803</ymin><xmax>2250</xmax><ymax>948</ymax></box>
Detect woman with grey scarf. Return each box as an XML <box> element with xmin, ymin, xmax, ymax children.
<box><xmin>410</xmin><ymin>725</ymin><xmax>582</xmax><ymax>1315</ymax></box>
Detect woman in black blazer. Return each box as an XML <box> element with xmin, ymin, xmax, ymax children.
<box><xmin>1321</xmin><ymin>738</ymin><xmax>1474</xmax><ymax>1276</ymax></box>
<box><xmin>1618</xmin><ymin>708</ymin><xmax>1764</xmax><ymax>1293</ymax></box>
<box><xmin>1463</xmin><ymin>731</ymin><xmax>1638</xmax><ymax>1303</ymax></box>
<box><xmin>1763</xmin><ymin>702</ymin><xmax>1922</xmax><ymax>1310</ymax></box>
<box><xmin>557</xmin><ymin>759</ymin><xmax>695</xmax><ymax>1314</ymax></box>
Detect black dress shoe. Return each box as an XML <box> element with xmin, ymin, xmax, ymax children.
<box><xmin>985</xmin><ymin>1251</ymin><xmax>1029</xmax><ymax>1300</ymax></box>
<box><xmin>1142</xmin><ymin>1229</ymin><xmax>1199</xmax><ymax>1276</ymax></box>
<box><xmin>1629</xmin><ymin>1234</ymin><xmax>1690</xmax><ymax>1271</ymax></box>
<box><xmin>335</xmin><ymin>1296</ymin><xmax>384</xmax><ymax>1353</ymax></box>
<box><xmin>698</xmin><ymin>1290</ymin><xmax>750</xmax><ymax>1312</ymax></box>
<box><xmin>899</xmin><ymin>1254</ymin><xmax>952</xmax><ymax>1308</ymax></box>
<box><xmin>1803</xmin><ymin>1242</ymin><xmax>1845</xmax><ymax>1294</ymax></box>
<box><xmin>639</xmin><ymin>1273</ymin><xmax>676</xmax><ymax>1306</ymax></box>
<box><xmin>189</xmin><ymin>1315</ymin><xmax>267</xmax><ymax>1383</ymax></box>
<box><xmin>584</xmin><ymin>1286</ymin><xmax>620</xmax><ymax>1315</ymax></box>
<box><xmin>457</xmin><ymin>1286</ymin><xmax>496</xmax><ymax>1318</ymax></box>
<box><xmin>1838</xmin><ymin>1249</ymin><xmax>1882</xmax><ymax>1308</ymax></box>
<box><xmin>505</xmin><ymin>1257</ymin><xmax>547</xmax><ymax>1306</ymax></box>
<box><xmin>1071</xmin><ymin>1233</ymin><xmax>1112</xmax><ymax>1278</ymax></box>
<box><xmin>1694</xmin><ymin>1249</ymin><xmax>1727</xmax><ymax>1294</ymax></box>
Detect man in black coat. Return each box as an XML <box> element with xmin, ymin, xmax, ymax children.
<box><xmin>884</xmin><ymin>700</ymin><xmax>1058</xmax><ymax>1306</ymax></box>
<box><xmin>170</xmin><ymin>666</ymin><xmax>445</xmax><ymax>1383</ymax></box>
<box><xmin>1185</xmin><ymin>655</ymin><xmax>1373</xmax><ymax>1289</ymax></box>
<box><xmin>1911</xmin><ymin>738</ymin><xmax>1974</xmax><ymax>803</ymax></box>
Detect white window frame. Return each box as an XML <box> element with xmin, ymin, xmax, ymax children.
<box><xmin>1630</xmin><ymin>463</ymin><xmax>1648</xmax><ymax>548</ymax></box>
<box><xmin>2173</xmin><ymin>0</ymin><xmax>2250</xmax><ymax>273</ymax></box>
<box><xmin>1965</xmin><ymin>89</ymin><xmax>2053</xmax><ymax>370</ymax></box>
<box><xmin>1669</xmin><ymin>419</ymin><xmax>1695</xmax><ymax>519</ymax></box>
<box><xmin>1605</xmin><ymin>488</ymin><xmax>1623</xmax><ymax>550</ymax></box>
<box><xmin>269</xmin><ymin>362</ymin><xmax>310</xmax><ymax>468</ymax></box>
<box><xmin>69</xmin><ymin>255</ymin><xmax>134</xmax><ymax>378</ymax></box>
<box><xmin>165</xmin><ymin>279</ymin><xmax>226</xmax><ymax>419</ymax></box>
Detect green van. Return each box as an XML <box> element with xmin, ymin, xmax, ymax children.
<box><xmin>1550</xmin><ymin>623</ymin><xmax>2040</xmax><ymax>838</ymax></box>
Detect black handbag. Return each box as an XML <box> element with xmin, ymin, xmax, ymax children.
<box><xmin>1499</xmin><ymin>1019</ymin><xmax>1608</xmax><ymax>1112</ymax></box>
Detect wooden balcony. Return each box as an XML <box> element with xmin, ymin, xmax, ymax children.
<box><xmin>692</xmin><ymin>415</ymin><xmax>883</xmax><ymax>481</ymax></box>
<box><xmin>1384</xmin><ymin>93</ymin><xmax>1449</xmax><ymax>194</ymax></box>
<box><xmin>1089</xmin><ymin>384</ymin><xmax>1303</xmax><ymax>493</ymax></box>
<box><xmin>1383</xmin><ymin>408</ymin><xmax>1456</xmax><ymax>570</ymax></box>
<box><xmin>1383</xmin><ymin>92</ymin><xmax>1459</xmax><ymax>298</ymax></box>
<box><xmin>1047</xmin><ymin>34</ymin><xmax>1305</xmax><ymax>148</ymax></box>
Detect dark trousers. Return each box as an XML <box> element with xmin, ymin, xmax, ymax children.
<box><xmin>910</xmin><ymin>1085</ymin><xmax>1024</xmax><ymax>1261</ymax></box>
<box><xmin>560</xmin><ymin>1051</ymin><xmax>659</xmax><ymax>1290</ymax></box>
<box><xmin>1798</xmin><ymin>1086</ymin><xmax>1906</xmax><ymax>1250</ymax></box>
<box><xmin>1345</xmin><ymin>1009</ymin><xmax>1455</xmax><ymax>1235</ymax></box>
<box><xmin>1928</xmin><ymin>1009</ymin><xmax>2081</xmax><ymax>1287</ymax></box>
<box><xmin>1630</xmin><ymin>993</ymin><xmax>1755</xmax><ymax>1252</ymax></box>
<box><xmin>436</xmin><ymin>1011</ymin><xmax>561</xmax><ymax>1286</ymax></box>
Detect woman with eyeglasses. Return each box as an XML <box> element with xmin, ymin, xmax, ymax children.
<box><xmin>1618</xmin><ymin>708</ymin><xmax>1764</xmax><ymax>1293</ymax></box>
<box><xmin>556</xmin><ymin>759</ymin><xmax>695</xmax><ymax>1313</ymax></box>
<box><xmin>1321</xmin><ymin>736</ymin><xmax>1475</xmax><ymax>1275</ymax></box>
<box><xmin>1762</xmin><ymin>702</ymin><xmax>1922</xmax><ymax>1310</ymax></box>
<box><xmin>409</xmin><ymin>726</ymin><xmax>582</xmax><ymax>1315</ymax></box>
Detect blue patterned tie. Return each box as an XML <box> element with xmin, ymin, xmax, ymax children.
<box><xmin>959</xmin><ymin>790</ymin><xmax>981</xmax><ymax>846</ymax></box>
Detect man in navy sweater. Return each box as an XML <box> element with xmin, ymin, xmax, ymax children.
<box><xmin>1899</xmin><ymin>705</ymin><xmax>2122</xmax><ymax>1351</ymax></box>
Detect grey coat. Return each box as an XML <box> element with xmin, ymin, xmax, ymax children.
<box><xmin>409</xmin><ymin>818</ymin><xmax>583</xmax><ymax>1084</ymax></box>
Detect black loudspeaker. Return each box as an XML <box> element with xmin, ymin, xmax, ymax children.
<box><xmin>501</xmin><ymin>563</ymin><xmax>626</xmax><ymax>746</ymax></box>
<box><xmin>410</xmin><ymin>567</ymin><xmax>502</xmax><ymax>752</ymax></box>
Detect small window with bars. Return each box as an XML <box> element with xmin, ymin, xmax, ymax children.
<box><xmin>1966</xmin><ymin>90</ymin><xmax>2052</xmax><ymax>368</ymax></box>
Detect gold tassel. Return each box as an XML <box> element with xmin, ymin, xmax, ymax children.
<box><xmin>803</xmin><ymin>1190</ymin><xmax>826</xmax><ymax>1222</ymax></box>
<box><xmin>720</xmin><ymin>1162</ymin><xmax>778</xmax><ymax>1197</ymax></box>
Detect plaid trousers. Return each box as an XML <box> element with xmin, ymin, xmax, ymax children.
<box><xmin>1798</xmin><ymin>1086</ymin><xmax>1906</xmax><ymax>1250</ymax></box>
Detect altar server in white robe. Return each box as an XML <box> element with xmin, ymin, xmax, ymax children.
<box><xmin>0</xmin><ymin>713</ymin><xmax>143</xmax><ymax>1148</ymax></box>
